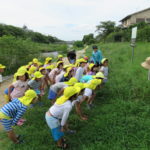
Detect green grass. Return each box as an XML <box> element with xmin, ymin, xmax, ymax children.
<box><xmin>1</xmin><ymin>42</ymin><xmax>150</xmax><ymax>150</ymax></box>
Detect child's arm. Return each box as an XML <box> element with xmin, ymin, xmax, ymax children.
<box><xmin>57</xmin><ymin>88</ymin><xmax>64</xmax><ymax>98</ymax></box>
<box><xmin>12</xmin><ymin>107</ymin><xmax>27</xmax><ymax>126</ymax></box>
<box><xmin>8</xmin><ymin>85</ymin><xmax>15</xmax><ymax>101</ymax></box>
<box><xmin>75</xmin><ymin>96</ymin><xmax>88</xmax><ymax>120</ymax></box>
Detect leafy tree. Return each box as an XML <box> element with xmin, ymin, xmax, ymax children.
<box><xmin>73</xmin><ymin>40</ymin><xmax>84</xmax><ymax>48</ymax></box>
<box><xmin>82</xmin><ymin>33</ymin><xmax>95</xmax><ymax>45</ymax></box>
<box><xmin>96</xmin><ymin>21</ymin><xmax>116</xmax><ymax>41</ymax></box>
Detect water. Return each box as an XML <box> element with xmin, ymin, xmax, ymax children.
<box><xmin>41</xmin><ymin>51</ymin><xmax>58</xmax><ymax>57</ymax></box>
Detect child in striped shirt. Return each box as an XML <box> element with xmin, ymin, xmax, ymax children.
<box><xmin>0</xmin><ymin>90</ymin><xmax>37</xmax><ymax>144</ymax></box>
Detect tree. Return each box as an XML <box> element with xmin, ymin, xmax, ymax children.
<box><xmin>82</xmin><ymin>33</ymin><xmax>95</xmax><ymax>45</ymax></box>
<box><xmin>73</xmin><ymin>40</ymin><xmax>84</xmax><ymax>48</ymax></box>
<box><xmin>96</xmin><ymin>21</ymin><xmax>116</xmax><ymax>41</ymax></box>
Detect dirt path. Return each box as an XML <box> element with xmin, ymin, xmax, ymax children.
<box><xmin>0</xmin><ymin>49</ymin><xmax>86</xmax><ymax>130</ymax></box>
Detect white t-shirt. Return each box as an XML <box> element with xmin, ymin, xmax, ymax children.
<box><xmin>50</xmin><ymin>82</ymin><xmax>68</xmax><ymax>93</ymax></box>
<box><xmin>0</xmin><ymin>74</ymin><xmax>2</xmax><ymax>83</ymax></box>
<box><xmin>55</xmin><ymin>71</ymin><xmax>65</xmax><ymax>83</ymax></box>
<box><xmin>84</xmin><ymin>88</ymin><xmax>92</xmax><ymax>97</ymax></box>
<box><xmin>75</xmin><ymin>67</ymin><xmax>84</xmax><ymax>81</ymax></box>
<box><xmin>100</xmin><ymin>66</ymin><xmax>108</xmax><ymax>77</ymax></box>
<box><xmin>50</xmin><ymin>101</ymin><xmax>72</xmax><ymax>126</ymax></box>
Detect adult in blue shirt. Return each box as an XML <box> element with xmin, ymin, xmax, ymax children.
<box><xmin>92</xmin><ymin>45</ymin><xmax>103</xmax><ymax>66</ymax></box>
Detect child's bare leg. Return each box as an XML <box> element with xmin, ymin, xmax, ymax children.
<box><xmin>7</xmin><ymin>130</ymin><xmax>19</xmax><ymax>143</ymax></box>
<box><xmin>87</xmin><ymin>93</ymin><xmax>96</xmax><ymax>105</ymax></box>
<box><xmin>57</xmin><ymin>138</ymin><xmax>63</xmax><ymax>146</ymax></box>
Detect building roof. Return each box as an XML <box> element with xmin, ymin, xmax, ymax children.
<box><xmin>120</xmin><ymin>7</ymin><xmax>150</xmax><ymax>22</ymax></box>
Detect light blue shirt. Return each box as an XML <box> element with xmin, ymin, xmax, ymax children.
<box><xmin>92</xmin><ymin>50</ymin><xmax>103</xmax><ymax>64</ymax></box>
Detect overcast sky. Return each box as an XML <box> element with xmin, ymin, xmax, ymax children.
<box><xmin>0</xmin><ymin>0</ymin><xmax>149</xmax><ymax>40</ymax></box>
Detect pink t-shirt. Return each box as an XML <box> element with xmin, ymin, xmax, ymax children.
<box><xmin>10</xmin><ymin>80</ymin><xmax>28</xmax><ymax>99</ymax></box>
<box><xmin>48</xmin><ymin>68</ymin><xmax>59</xmax><ymax>80</ymax></box>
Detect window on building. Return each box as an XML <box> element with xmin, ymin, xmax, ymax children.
<box><xmin>146</xmin><ymin>18</ymin><xmax>150</xmax><ymax>23</ymax></box>
<box><xmin>136</xmin><ymin>18</ymin><xmax>145</xmax><ymax>23</ymax></box>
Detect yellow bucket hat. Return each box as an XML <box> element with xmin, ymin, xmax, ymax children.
<box><xmin>33</xmin><ymin>58</ymin><xmax>39</xmax><ymax>64</ymax></box>
<box><xmin>56</xmin><ymin>86</ymin><xmax>81</xmax><ymax>105</ymax></box>
<box><xmin>101</xmin><ymin>58</ymin><xmax>108</xmax><ymax>64</ymax></box>
<box><xmin>45</xmin><ymin>57</ymin><xmax>52</xmax><ymax>64</ymax></box>
<box><xmin>56</xmin><ymin>61</ymin><xmax>63</xmax><ymax>67</ymax></box>
<box><xmin>79</xmin><ymin>58</ymin><xmax>87</xmax><ymax>63</ymax></box>
<box><xmin>74</xmin><ymin>82</ymin><xmax>88</xmax><ymax>90</ymax></box>
<box><xmin>46</xmin><ymin>65</ymin><xmax>55</xmax><ymax>70</ymax></box>
<box><xmin>64</xmin><ymin>67</ymin><xmax>73</xmax><ymax>77</ymax></box>
<box><xmin>39</xmin><ymin>67</ymin><xmax>45</xmax><ymax>72</ymax></box>
<box><xmin>58</xmin><ymin>55</ymin><xmax>63</xmax><ymax>58</ymax></box>
<box><xmin>16</xmin><ymin>68</ymin><xmax>27</xmax><ymax>76</ymax></box>
<box><xmin>89</xmin><ymin>63</ymin><xmax>95</xmax><ymax>70</ymax></box>
<box><xmin>64</xmin><ymin>77</ymin><xmax>78</xmax><ymax>86</ymax></box>
<box><xmin>0</xmin><ymin>64</ymin><xmax>6</xmax><ymax>69</ymax></box>
<box><xmin>19</xmin><ymin>89</ymin><xmax>37</xmax><ymax>106</ymax></box>
<box><xmin>96</xmin><ymin>72</ymin><xmax>105</xmax><ymax>79</ymax></box>
<box><xmin>28</xmin><ymin>66</ymin><xmax>37</xmax><ymax>74</ymax></box>
<box><xmin>87</xmin><ymin>79</ymin><xmax>102</xmax><ymax>90</ymax></box>
<box><xmin>33</xmin><ymin>71</ymin><xmax>44</xmax><ymax>79</ymax></box>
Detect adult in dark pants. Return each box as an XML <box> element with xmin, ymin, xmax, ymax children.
<box><xmin>67</xmin><ymin>50</ymin><xmax>76</xmax><ymax>64</ymax></box>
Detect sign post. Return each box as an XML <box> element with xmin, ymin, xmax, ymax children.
<box><xmin>131</xmin><ymin>27</ymin><xmax>137</xmax><ymax>63</ymax></box>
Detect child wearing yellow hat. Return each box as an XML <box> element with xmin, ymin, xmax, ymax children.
<box><xmin>48</xmin><ymin>77</ymin><xmax>78</xmax><ymax>104</ymax></box>
<box><xmin>86</xmin><ymin>63</ymin><xmax>98</xmax><ymax>75</ymax></box>
<box><xmin>74</xmin><ymin>58</ymin><xmax>87</xmax><ymax>81</ymax></box>
<box><xmin>0</xmin><ymin>90</ymin><xmax>37</xmax><ymax>144</ymax></box>
<box><xmin>57</xmin><ymin>55</ymin><xmax>63</xmax><ymax>62</ymax></box>
<box><xmin>99</xmin><ymin>58</ymin><xmax>108</xmax><ymax>83</ymax></box>
<box><xmin>45</xmin><ymin>86</ymin><xmax>80</xmax><ymax>148</ymax></box>
<box><xmin>44</xmin><ymin>57</ymin><xmax>52</xmax><ymax>68</ymax></box>
<box><xmin>60</xmin><ymin>67</ymin><xmax>75</xmax><ymax>82</ymax></box>
<box><xmin>7</xmin><ymin>68</ymin><xmax>29</xmax><ymax>101</ymax></box>
<box><xmin>49</xmin><ymin>61</ymin><xmax>64</xmax><ymax>84</ymax></box>
<box><xmin>0</xmin><ymin>64</ymin><xmax>6</xmax><ymax>85</ymax></box>
<box><xmin>76</xmin><ymin>79</ymin><xmax>102</xmax><ymax>120</ymax></box>
<box><xmin>28</xmin><ymin>71</ymin><xmax>44</xmax><ymax>96</ymax></box>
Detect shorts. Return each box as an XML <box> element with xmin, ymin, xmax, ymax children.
<box><xmin>45</xmin><ymin>113</ymin><xmax>64</xmax><ymax>141</ymax></box>
<box><xmin>0</xmin><ymin>119</ymin><xmax>13</xmax><ymax>131</ymax></box>
<box><xmin>48</xmin><ymin>89</ymin><xmax>57</xmax><ymax>100</ymax></box>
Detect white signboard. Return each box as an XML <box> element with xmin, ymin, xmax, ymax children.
<box><xmin>131</xmin><ymin>27</ymin><xmax>137</xmax><ymax>39</ymax></box>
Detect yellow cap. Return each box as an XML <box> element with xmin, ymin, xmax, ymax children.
<box><xmin>89</xmin><ymin>63</ymin><xmax>95</xmax><ymax>70</ymax></box>
<box><xmin>33</xmin><ymin>71</ymin><xmax>44</xmax><ymax>79</ymax></box>
<box><xmin>19</xmin><ymin>89</ymin><xmax>37</xmax><ymax>106</ymax></box>
<box><xmin>101</xmin><ymin>58</ymin><xmax>108</xmax><ymax>64</ymax></box>
<box><xmin>56</xmin><ymin>86</ymin><xmax>81</xmax><ymax>105</ymax></box>
<box><xmin>64</xmin><ymin>77</ymin><xmax>78</xmax><ymax>86</ymax></box>
<box><xmin>0</xmin><ymin>64</ymin><xmax>6</xmax><ymax>69</ymax></box>
<box><xmin>33</xmin><ymin>58</ymin><xmax>39</xmax><ymax>64</ymax></box>
<box><xmin>56</xmin><ymin>61</ymin><xmax>63</xmax><ymax>67</ymax></box>
<box><xmin>28</xmin><ymin>62</ymin><xmax>32</xmax><ymax>65</ymax></box>
<box><xmin>58</xmin><ymin>55</ymin><xmax>63</xmax><ymax>58</ymax></box>
<box><xmin>96</xmin><ymin>72</ymin><xmax>105</xmax><ymax>79</ymax></box>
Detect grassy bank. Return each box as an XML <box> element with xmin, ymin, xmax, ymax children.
<box><xmin>0</xmin><ymin>42</ymin><xmax>150</xmax><ymax>150</ymax></box>
<box><xmin>0</xmin><ymin>36</ymin><xmax>67</xmax><ymax>75</ymax></box>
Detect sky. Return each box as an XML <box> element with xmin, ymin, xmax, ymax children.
<box><xmin>0</xmin><ymin>0</ymin><xmax>149</xmax><ymax>41</ymax></box>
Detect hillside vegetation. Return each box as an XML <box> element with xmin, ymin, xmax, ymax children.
<box><xmin>0</xmin><ymin>42</ymin><xmax>150</xmax><ymax>150</ymax></box>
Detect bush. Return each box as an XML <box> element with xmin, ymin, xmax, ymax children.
<box><xmin>73</xmin><ymin>41</ymin><xmax>84</xmax><ymax>48</ymax></box>
<box><xmin>0</xmin><ymin>36</ymin><xmax>39</xmax><ymax>75</ymax></box>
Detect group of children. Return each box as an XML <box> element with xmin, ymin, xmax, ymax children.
<box><xmin>0</xmin><ymin>53</ymin><xmax>109</xmax><ymax>148</ymax></box>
